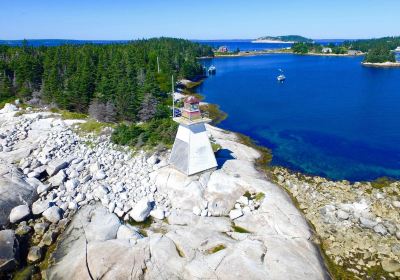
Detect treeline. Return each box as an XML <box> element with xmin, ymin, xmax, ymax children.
<box><xmin>0</xmin><ymin>38</ymin><xmax>213</xmax><ymax>121</ymax></box>
<box><xmin>291</xmin><ymin>42</ymin><xmax>347</xmax><ymax>54</ymax></box>
<box><xmin>343</xmin><ymin>36</ymin><xmax>400</xmax><ymax>52</ymax></box>
<box><xmin>363</xmin><ymin>46</ymin><xmax>396</xmax><ymax>63</ymax></box>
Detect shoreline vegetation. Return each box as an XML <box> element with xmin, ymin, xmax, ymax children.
<box><xmin>208</xmin><ymin>35</ymin><xmax>400</xmax><ymax>67</ymax></box>
<box><xmin>208</xmin><ymin>48</ymin><xmax>365</xmax><ymax>58</ymax></box>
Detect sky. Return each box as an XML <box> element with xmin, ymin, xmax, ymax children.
<box><xmin>1</xmin><ymin>0</ymin><xmax>400</xmax><ymax>40</ymax></box>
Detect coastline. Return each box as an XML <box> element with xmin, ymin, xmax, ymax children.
<box><xmin>362</xmin><ymin>61</ymin><xmax>400</xmax><ymax>67</ymax></box>
<box><xmin>192</xmin><ymin>74</ymin><xmax>400</xmax><ymax>279</ymax></box>
<box><xmin>201</xmin><ymin>49</ymin><xmax>365</xmax><ymax>59</ymax></box>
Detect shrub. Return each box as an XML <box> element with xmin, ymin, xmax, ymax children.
<box><xmin>111</xmin><ymin>118</ymin><xmax>178</xmax><ymax>149</ymax></box>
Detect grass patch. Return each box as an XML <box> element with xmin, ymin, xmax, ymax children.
<box><xmin>83</xmin><ymin>140</ymin><xmax>95</xmax><ymax>149</ymax></box>
<box><xmin>236</xmin><ymin>133</ymin><xmax>272</xmax><ymax>170</ymax></box>
<box><xmin>185</xmin><ymin>79</ymin><xmax>204</xmax><ymax>89</ymax></box>
<box><xmin>211</xmin><ymin>142</ymin><xmax>222</xmax><ymax>153</ymax></box>
<box><xmin>127</xmin><ymin>217</ymin><xmax>154</xmax><ymax>229</ymax></box>
<box><xmin>14</xmin><ymin>110</ymin><xmax>26</xmax><ymax>117</ymax></box>
<box><xmin>38</xmin><ymin>241</ymin><xmax>58</xmax><ymax>273</ymax></box>
<box><xmin>200</xmin><ymin>103</ymin><xmax>227</xmax><ymax>125</ymax></box>
<box><xmin>370</xmin><ymin>177</ymin><xmax>393</xmax><ymax>189</ymax></box>
<box><xmin>232</xmin><ymin>225</ymin><xmax>251</xmax><ymax>234</ymax></box>
<box><xmin>319</xmin><ymin>246</ymin><xmax>358</xmax><ymax>280</ymax></box>
<box><xmin>243</xmin><ymin>191</ymin><xmax>252</xmax><ymax>199</ymax></box>
<box><xmin>60</xmin><ymin>110</ymin><xmax>87</xmax><ymax>120</ymax></box>
<box><xmin>0</xmin><ymin>96</ymin><xmax>16</xmax><ymax>109</ymax></box>
<box><xmin>254</xmin><ymin>192</ymin><xmax>265</xmax><ymax>201</ymax></box>
<box><xmin>11</xmin><ymin>265</ymin><xmax>37</xmax><ymax>280</ymax></box>
<box><xmin>77</xmin><ymin>120</ymin><xmax>113</xmax><ymax>135</ymax></box>
<box><xmin>206</xmin><ymin>244</ymin><xmax>226</xmax><ymax>254</ymax></box>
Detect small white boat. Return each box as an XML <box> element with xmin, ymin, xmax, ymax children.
<box><xmin>208</xmin><ymin>65</ymin><xmax>216</xmax><ymax>74</ymax></box>
<box><xmin>277</xmin><ymin>69</ymin><xmax>286</xmax><ymax>82</ymax></box>
<box><xmin>277</xmin><ymin>74</ymin><xmax>286</xmax><ymax>82</ymax></box>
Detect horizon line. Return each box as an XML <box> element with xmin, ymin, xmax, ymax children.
<box><xmin>0</xmin><ymin>37</ymin><xmax>384</xmax><ymax>41</ymax></box>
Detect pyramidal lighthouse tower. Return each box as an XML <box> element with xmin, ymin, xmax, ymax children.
<box><xmin>169</xmin><ymin>96</ymin><xmax>217</xmax><ymax>176</ymax></box>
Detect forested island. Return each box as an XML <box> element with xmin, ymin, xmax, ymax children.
<box><xmin>252</xmin><ymin>35</ymin><xmax>313</xmax><ymax>43</ymax></box>
<box><xmin>287</xmin><ymin>36</ymin><xmax>400</xmax><ymax>66</ymax></box>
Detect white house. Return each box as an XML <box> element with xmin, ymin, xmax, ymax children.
<box><xmin>321</xmin><ymin>47</ymin><xmax>332</xmax><ymax>53</ymax></box>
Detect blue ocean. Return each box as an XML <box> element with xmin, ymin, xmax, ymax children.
<box><xmin>198</xmin><ymin>54</ymin><xmax>400</xmax><ymax>181</ymax></box>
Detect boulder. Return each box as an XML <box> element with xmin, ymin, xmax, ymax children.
<box><xmin>34</xmin><ymin>222</ymin><xmax>49</xmax><ymax>236</ymax></box>
<box><xmin>0</xmin><ymin>160</ymin><xmax>37</xmax><ymax>227</ymax></box>
<box><xmin>392</xmin><ymin>201</ymin><xmax>400</xmax><ymax>208</ymax></box>
<box><xmin>45</xmin><ymin>203</ymin><xmax>149</xmax><ymax>280</ymax></box>
<box><xmin>46</xmin><ymin>159</ymin><xmax>68</xmax><ymax>177</ymax></box>
<box><xmin>37</xmin><ymin>184</ymin><xmax>53</xmax><ymax>194</ymax></box>
<box><xmin>0</xmin><ymin>230</ymin><xmax>19</xmax><ymax>273</ymax></box>
<box><xmin>42</xmin><ymin>206</ymin><xmax>62</xmax><ymax>223</ymax></box>
<box><xmin>150</xmin><ymin>208</ymin><xmax>165</xmax><ymax>220</ymax></box>
<box><xmin>237</xmin><ymin>196</ymin><xmax>249</xmax><ymax>205</ymax></box>
<box><xmin>0</xmin><ymin>103</ymin><xmax>17</xmax><ymax>113</ymax></box>
<box><xmin>381</xmin><ymin>259</ymin><xmax>400</xmax><ymax>273</ymax></box>
<box><xmin>116</xmin><ymin>225</ymin><xmax>142</xmax><ymax>240</ymax></box>
<box><xmin>229</xmin><ymin>209</ymin><xmax>243</xmax><ymax>220</ymax></box>
<box><xmin>48</xmin><ymin>170</ymin><xmax>66</xmax><ymax>187</ymax></box>
<box><xmin>129</xmin><ymin>198</ymin><xmax>152</xmax><ymax>222</ymax></box>
<box><xmin>42</xmin><ymin>229</ymin><xmax>58</xmax><ymax>246</ymax></box>
<box><xmin>336</xmin><ymin>209</ymin><xmax>349</xmax><ymax>220</ymax></box>
<box><xmin>32</xmin><ymin>199</ymin><xmax>52</xmax><ymax>215</ymax></box>
<box><xmin>359</xmin><ymin>216</ymin><xmax>377</xmax><ymax>229</ymax></box>
<box><xmin>373</xmin><ymin>224</ymin><xmax>387</xmax><ymax>235</ymax></box>
<box><xmin>27</xmin><ymin>246</ymin><xmax>43</xmax><ymax>263</ymax></box>
<box><xmin>94</xmin><ymin>170</ymin><xmax>107</xmax><ymax>180</ymax></box>
<box><xmin>93</xmin><ymin>185</ymin><xmax>109</xmax><ymax>200</ymax></box>
<box><xmin>84</xmin><ymin>205</ymin><xmax>120</xmax><ymax>242</ymax></box>
<box><xmin>15</xmin><ymin>224</ymin><xmax>31</xmax><ymax>236</ymax></box>
<box><xmin>65</xmin><ymin>179</ymin><xmax>79</xmax><ymax>191</ymax></box>
<box><xmin>9</xmin><ymin>205</ymin><xmax>31</xmax><ymax>223</ymax></box>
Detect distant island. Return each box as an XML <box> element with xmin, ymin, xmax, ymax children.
<box><xmin>252</xmin><ymin>35</ymin><xmax>313</xmax><ymax>43</ymax></box>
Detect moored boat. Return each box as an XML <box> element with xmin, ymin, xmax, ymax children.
<box><xmin>208</xmin><ymin>65</ymin><xmax>216</xmax><ymax>74</ymax></box>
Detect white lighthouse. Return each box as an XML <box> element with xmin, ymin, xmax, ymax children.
<box><xmin>169</xmin><ymin>96</ymin><xmax>218</xmax><ymax>176</ymax></box>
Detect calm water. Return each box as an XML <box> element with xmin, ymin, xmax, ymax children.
<box><xmin>198</xmin><ymin>54</ymin><xmax>400</xmax><ymax>181</ymax></box>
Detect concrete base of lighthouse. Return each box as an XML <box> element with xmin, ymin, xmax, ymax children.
<box><xmin>169</xmin><ymin>117</ymin><xmax>217</xmax><ymax>176</ymax></box>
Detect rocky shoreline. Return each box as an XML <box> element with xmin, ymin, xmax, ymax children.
<box><xmin>270</xmin><ymin>167</ymin><xmax>400</xmax><ymax>279</ymax></box>
<box><xmin>362</xmin><ymin>62</ymin><xmax>400</xmax><ymax>67</ymax></box>
<box><xmin>209</xmin><ymin>49</ymin><xmax>365</xmax><ymax>59</ymax></box>
<box><xmin>0</xmin><ymin>102</ymin><xmax>329</xmax><ymax>279</ymax></box>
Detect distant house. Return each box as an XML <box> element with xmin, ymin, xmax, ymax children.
<box><xmin>321</xmin><ymin>47</ymin><xmax>332</xmax><ymax>53</ymax></box>
<box><xmin>217</xmin><ymin>46</ymin><xmax>228</xmax><ymax>53</ymax></box>
<box><xmin>347</xmin><ymin>50</ymin><xmax>362</xmax><ymax>56</ymax></box>
<box><xmin>395</xmin><ymin>46</ymin><xmax>400</xmax><ymax>52</ymax></box>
